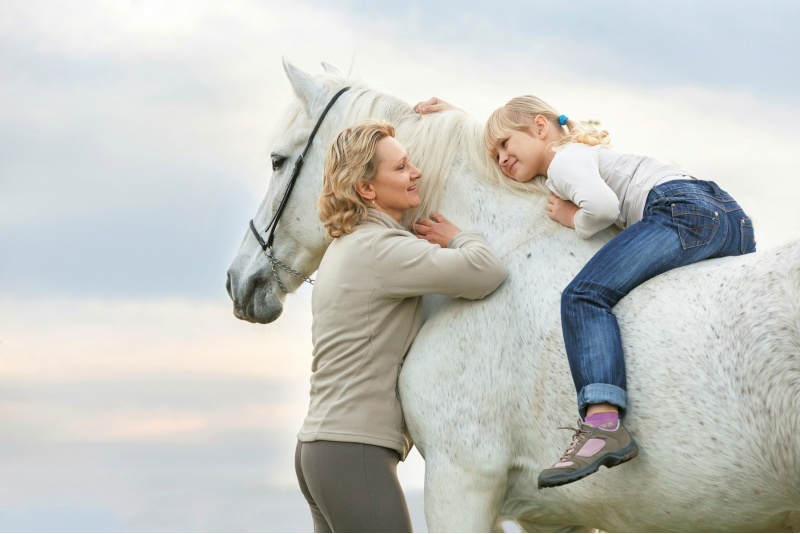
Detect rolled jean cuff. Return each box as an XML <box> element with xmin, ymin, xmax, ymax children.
<box><xmin>578</xmin><ymin>383</ymin><xmax>628</xmax><ymax>418</ymax></box>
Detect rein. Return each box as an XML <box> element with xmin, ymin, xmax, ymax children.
<box><xmin>248</xmin><ymin>86</ymin><xmax>350</xmax><ymax>293</ymax></box>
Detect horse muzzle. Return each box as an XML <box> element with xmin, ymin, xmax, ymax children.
<box><xmin>226</xmin><ymin>268</ymin><xmax>285</xmax><ymax>324</ymax></box>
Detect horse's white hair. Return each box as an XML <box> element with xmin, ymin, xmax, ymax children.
<box><xmin>269</xmin><ymin>65</ymin><xmax>549</xmax><ymax>229</ymax></box>
<box><xmin>229</xmin><ymin>60</ymin><xmax>800</xmax><ymax>532</ymax></box>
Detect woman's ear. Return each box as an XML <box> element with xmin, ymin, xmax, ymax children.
<box><xmin>355</xmin><ymin>181</ymin><xmax>376</xmax><ymax>201</ymax></box>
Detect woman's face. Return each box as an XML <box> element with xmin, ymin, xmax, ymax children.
<box><xmin>363</xmin><ymin>136</ymin><xmax>422</xmax><ymax>221</ymax></box>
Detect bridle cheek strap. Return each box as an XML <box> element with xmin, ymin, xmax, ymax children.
<box><xmin>247</xmin><ymin>86</ymin><xmax>351</xmax><ymax>290</ymax></box>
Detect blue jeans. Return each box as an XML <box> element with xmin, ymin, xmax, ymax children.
<box><xmin>561</xmin><ymin>180</ymin><xmax>756</xmax><ymax>417</ymax></box>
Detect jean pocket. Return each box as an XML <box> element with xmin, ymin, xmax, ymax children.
<box><xmin>740</xmin><ymin>216</ymin><xmax>756</xmax><ymax>254</ymax></box>
<box><xmin>671</xmin><ymin>202</ymin><xmax>720</xmax><ymax>249</ymax></box>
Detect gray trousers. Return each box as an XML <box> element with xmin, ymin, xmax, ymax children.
<box><xmin>295</xmin><ymin>440</ymin><xmax>413</xmax><ymax>533</ymax></box>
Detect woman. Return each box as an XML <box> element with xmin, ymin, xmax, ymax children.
<box><xmin>295</xmin><ymin>119</ymin><xmax>508</xmax><ymax>532</ymax></box>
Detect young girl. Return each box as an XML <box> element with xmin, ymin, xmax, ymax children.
<box><xmin>415</xmin><ymin>95</ymin><xmax>757</xmax><ymax>489</ymax></box>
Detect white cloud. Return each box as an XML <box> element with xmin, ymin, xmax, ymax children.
<box><xmin>4</xmin><ymin>0</ymin><xmax>796</xmax><ymax>300</ymax></box>
<box><xmin>0</xmin><ymin>291</ymin><xmax>314</xmax><ymax>380</ymax></box>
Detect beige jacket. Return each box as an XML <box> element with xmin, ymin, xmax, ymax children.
<box><xmin>298</xmin><ymin>209</ymin><xmax>508</xmax><ymax>459</ymax></box>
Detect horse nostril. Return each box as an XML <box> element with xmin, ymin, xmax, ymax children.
<box><xmin>225</xmin><ymin>272</ymin><xmax>233</xmax><ymax>300</ymax></box>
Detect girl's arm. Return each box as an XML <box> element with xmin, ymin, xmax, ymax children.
<box><xmin>413</xmin><ymin>97</ymin><xmax>458</xmax><ymax>114</ymax></box>
<box><xmin>548</xmin><ymin>145</ymin><xmax>620</xmax><ymax>239</ymax></box>
<box><xmin>546</xmin><ymin>194</ymin><xmax>579</xmax><ymax>229</ymax></box>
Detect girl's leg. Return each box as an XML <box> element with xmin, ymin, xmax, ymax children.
<box><xmin>563</xmin><ymin>180</ymin><xmax>753</xmax><ymax>416</ymax></box>
<box><xmin>561</xmin><ymin>211</ymin><xmax>685</xmax><ymax>416</ymax></box>
<box><xmin>539</xmin><ymin>215</ymin><xmax>680</xmax><ymax>489</ymax></box>
<box><xmin>298</xmin><ymin>440</ymin><xmax>413</xmax><ymax>533</ymax></box>
<box><xmin>540</xmin><ymin>180</ymin><xmax>753</xmax><ymax>489</ymax></box>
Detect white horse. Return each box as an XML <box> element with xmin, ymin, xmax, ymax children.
<box><xmin>226</xmin><ymin>60</ymin><xmax>800</xmax><ymax>532</ymax></box>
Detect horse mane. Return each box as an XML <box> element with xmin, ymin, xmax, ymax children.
<box><xmin>342</xmin><ymin>84</ymin><xmax>550</xmax><ymax>226</ymax></box>
<box><xmin>311</xmin><ymin>73</ymin><xmax>550</xmax><ymax>226</ymax></box>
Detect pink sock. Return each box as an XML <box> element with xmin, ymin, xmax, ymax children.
<box><xmin>584</xmin><ymin>411</ymin><xmax>619</xmax><ymax>430</ymax></box>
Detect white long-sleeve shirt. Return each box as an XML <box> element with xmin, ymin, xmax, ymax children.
<box><xmin>546</xmin><ymin>143</ymin><xmax>693</xmax><ymax>239</ymax></box>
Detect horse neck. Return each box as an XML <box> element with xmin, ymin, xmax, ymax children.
<box><xmin>401</xmin><ymin>111</ymin><xmax>550</xmax><ymax>254</ymax></box>
<box><xmin>439</xmin><ymin>163</ymin><xmax>553</xmax><ymax>255</ymax></box>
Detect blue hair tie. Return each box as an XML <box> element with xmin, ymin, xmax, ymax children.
<box><xmin>558</xmin><ymin>114</ymin><xmax>569</xmax><ymax>126</ymax></box>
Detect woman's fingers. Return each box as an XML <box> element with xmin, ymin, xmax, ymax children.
<box><xmin>414</xmin><ymin>218</ymin><xmax>433</xmax><ymax>234</ymax></box>
<box><xmin>415</xmin><ymin>213</ymin><xmax>460</xmax><ymax>246</ymax></box>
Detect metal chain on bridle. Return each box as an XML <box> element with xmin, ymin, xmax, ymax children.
<box><xmin>248</xmin><ymin>86</ymin><xmax>350</xmax><ymax>293</ymax></box>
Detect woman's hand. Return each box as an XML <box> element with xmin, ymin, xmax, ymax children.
<box><xmin>413</xmin><ymin>97</ymin><xmax>457</xmax><ymax>114</ymax></box>
<box><xmin>546</xmin><ymin>194</ymin><xmax>578</xmax><ymax>229</ymax></box>
<box><xmin>413</xmin><ymin>212</ymin><xmax>461</xmax><ymax>247</ymax></box>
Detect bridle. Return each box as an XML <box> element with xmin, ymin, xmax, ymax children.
<box><xmin>248</xmin><ymin>86</ymin><xmax>350</xmax><ymax>293</ymax></box>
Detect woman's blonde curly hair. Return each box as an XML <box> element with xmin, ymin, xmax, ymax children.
<box><xmin>319</xmin><ymin>119</ymin><xmax>395</xmax><ymax>240</ymax></box>
<box><xmin>483</xmin><ymin>95</ymin><xmax>610</xmax><ymax>162</ymax></box>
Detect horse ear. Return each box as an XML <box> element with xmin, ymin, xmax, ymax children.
<box><xmin>321</xmin><ymin>61</ymin><xmax>343</xmax><ymax>76</ymax></box>
<box><xmin>283</xmin><ymin>57</ymin><xmax>325</xmax><ymax>112</ymax></box>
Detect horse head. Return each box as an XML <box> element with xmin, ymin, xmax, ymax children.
<box><xmin>226</xmin><ymin>59</ymin><xmax>351</xmax><ymax>323</ymax></box>
<box><xmin>227</xmin><ymin>58</ymin><xmax>511</xmax><ymax>323</ymax></box>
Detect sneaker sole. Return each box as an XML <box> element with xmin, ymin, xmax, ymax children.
<box><xmin>537</xmin><ymin>438</ymin><xmax>639</xmax><ymax>489</ymax></box>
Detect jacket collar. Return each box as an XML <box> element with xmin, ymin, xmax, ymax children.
<box><xmin>365</xmin><ymin>208</ymin><xmax>407</xmax><ymax>231</ymax></box>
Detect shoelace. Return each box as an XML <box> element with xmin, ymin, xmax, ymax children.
<box><xmin>556</xmin><ymin>419</ymin><xmax>591</xmax><ymax>462</ymax></box>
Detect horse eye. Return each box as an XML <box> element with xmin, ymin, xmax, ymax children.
<box><xmin>271</xmin><ymin>155</ymin><xmax>287</xmax><ymax>171</ymax></box>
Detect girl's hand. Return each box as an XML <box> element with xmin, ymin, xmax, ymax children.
<box><xmin>413</xmin><ymin>212</ymin><xmax>461</xmax><ymax>247</ymax></box>
<box><xmin>413</xmin><ymin>97</ymin><xmax>456</xmax><ymax>114</ymax></box>
<box><xmin>546</xmin><ymin>194</ymin><xmax>578</xmax><ymax>229</ymax></box>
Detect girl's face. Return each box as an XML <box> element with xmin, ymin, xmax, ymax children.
<box><xmin>494</xmin><ymin>115</ymin><xmax>555</xmax><ymax>182</ymax></box>
<box><xmin>360</xmin><ymin>136</ymin><xmax>422</xmax><ymax>221</ymax></box>
<box><xmin>496</xmin><ymin>127</ymin><xmax>550</xmax><ymax>182</ymax></box>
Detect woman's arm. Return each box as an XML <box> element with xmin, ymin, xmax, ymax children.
<box><xmin>371</xmin><ymin>224</ymin><xmax>507</xmax><ymax>300</ymax></box>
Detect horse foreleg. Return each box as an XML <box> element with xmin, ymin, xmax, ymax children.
<box><xmin>423</xmin><ymin>454</ymin><xmax>508</xmax><ymax>532</ymax></box>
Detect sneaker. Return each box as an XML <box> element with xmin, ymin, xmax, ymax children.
<box><xmin>537</xmin><ymin>419</ymin><xmax>639</xmax><ymax>489</ymax></box>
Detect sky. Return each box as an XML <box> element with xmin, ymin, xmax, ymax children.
<box><xmin>1</xmin><ymin>1</ymin><xmax>799</xmax><ymax>531</ymax></box>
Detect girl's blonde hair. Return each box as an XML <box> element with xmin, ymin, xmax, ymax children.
<box><xmin>319</xmin><ymin>119</ymin><xmax>395</xmax><ymax>240</ymax></box>
<box><xmin>483</xmin><ymin>95</ymin><xmax>610</xmax><ymax>162</ymax></box>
